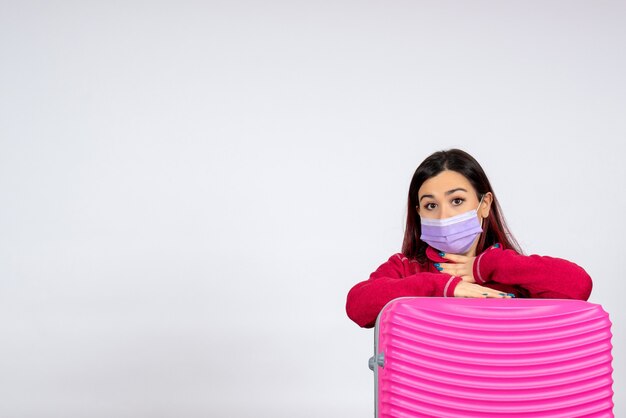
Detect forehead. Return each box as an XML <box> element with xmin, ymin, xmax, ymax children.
<box><xmin>418</xmin><ymin>170</ymin><xmax>475</xmax><ymax>198</ymax></box>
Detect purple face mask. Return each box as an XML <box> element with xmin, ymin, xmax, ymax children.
<box><xmin>420</xmin><ymin>196</ymin><xmax>484</xmax><ymax>254</ymax></box>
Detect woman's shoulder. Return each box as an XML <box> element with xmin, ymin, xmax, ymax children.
<box><xmin>370</xmin><ymin>252</ymin><xmax>429</xmax><ymax>278</ymax></box>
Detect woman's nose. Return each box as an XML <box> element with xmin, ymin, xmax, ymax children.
<box><xmin>439</xmin><ymin>206</ymin><xmax>451</xmax><ymax>219</ymax></box>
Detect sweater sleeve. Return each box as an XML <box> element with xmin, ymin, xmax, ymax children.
<box><xmin>472</xmin><ymin>246</ymin><xmax>593</xmax><ymax>300</ymax></box>
<box><xmin>346</xmin><ymin>254</ymin><xmax>462</xmax><ymax>328</ymax></box>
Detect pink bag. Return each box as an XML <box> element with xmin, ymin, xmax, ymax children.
<box><xmin>369</xmin><ymin>298</ymin><xmax>614</xmax><ymax>417</ymax></box>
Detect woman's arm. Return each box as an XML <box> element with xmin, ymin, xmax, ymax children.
<box><xmin>346</xmin><ymin>254</ymin><xmax>462</xmax><ymax>328</ymax></box>
<box><xmin>472</xmin><ymin>246</ymin><xmax>593</xmax><ymax>300</ymax></box>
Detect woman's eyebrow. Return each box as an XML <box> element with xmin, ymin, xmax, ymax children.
<box><xmin>420</xmin><ymin>187</ymin><xmax>467</xmax><ymax>202</ymax></box>
<box><xmin>419</xmin><ymin>194</ymin><xmax>434</xmax><ymax>202</ymax></box>
<box><xmin>419</xmin><ymin>188</ymin><xmax>468</xmax><ymax>202</ymax></box>
<box><xmin>445</xmin><ymin>187</ymin><xmax>467</xmax><ymax>195</ymax></box>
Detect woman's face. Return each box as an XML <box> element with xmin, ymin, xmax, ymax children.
<box><xmin>417</xmin><ymin>170</ymin><xmax>491</xmax><ymax>220</ymax></box>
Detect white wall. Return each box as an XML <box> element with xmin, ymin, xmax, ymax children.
<box><xmin>1</xmin><ymin>1</ymin><xmax>624</xmax><ymax>416</ymax></box>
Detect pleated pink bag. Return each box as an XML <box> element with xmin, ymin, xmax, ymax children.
<box><xmin>369</xmin><ymin>298</ymin><xmax>614</xmax><ymax>417</ymax></box>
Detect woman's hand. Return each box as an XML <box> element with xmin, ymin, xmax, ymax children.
<box><xmin>454</xmin><ymin>281</ymin><xmax>512</xmax><ymax>298</ymax></box>
<box><xmin>436</xmin><ymin>253</ymin><xmax>477</xmax><ymax>283</ymax></box>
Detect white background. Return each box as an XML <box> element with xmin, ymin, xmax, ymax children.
<box><xmin>1</xmin><ymin>1</ymin><xmax>624</xmax><ymax>417</ymax></box>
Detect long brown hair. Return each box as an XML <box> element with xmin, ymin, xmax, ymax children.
<box><xmin>402</xmin><ymin>149</ymin><xmax>523</xmax><ymax>263</ymax></box>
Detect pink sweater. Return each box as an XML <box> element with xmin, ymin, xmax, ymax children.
<box><xmin>346</xmin><ymin>244</ymin><xmax>593</xmax><ymax>328</ymax></box>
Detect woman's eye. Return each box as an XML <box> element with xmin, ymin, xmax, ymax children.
<box><xmin>425</xmin><ymin>203</ymin><xmax>437</xmax><ymax>210</ymax></box>
<box><xmin>451</xmin><ymin>198</ymin><xmax>464</xmax><ymax>206</ymax></box>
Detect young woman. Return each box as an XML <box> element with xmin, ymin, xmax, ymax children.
<box><xmin>346</xmin><ymin>149</ymin><xmax>593</xmax><ymax>328</ymax></box>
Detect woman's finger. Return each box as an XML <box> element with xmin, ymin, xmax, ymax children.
<box><xmin>439</xmin><ymin>252</ymin><xmax>468</xmax><ymax>263</ymax></box>
<box><xmin>439</xmin><ymin>263</ymin><xmax>469</xmax><ymax>277</ymax></box>
<box><xmin>483</xmin><ymin>287</ymin><xmax>510</xmax><ymax>298</ymax></box>
<box><xmin>454</xmin><ymin>282</ymin><xmax>513</xmax><ymax>298</ymax></box>
<box><xmin>437</xmin><ymin>263</ymin><xmax>464</xmax><ymax>273</ymax></box>
<box><xmin>470</xmin><ymin>284</ymin><xmax>505</xmax><ymax>298</ymax></box>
